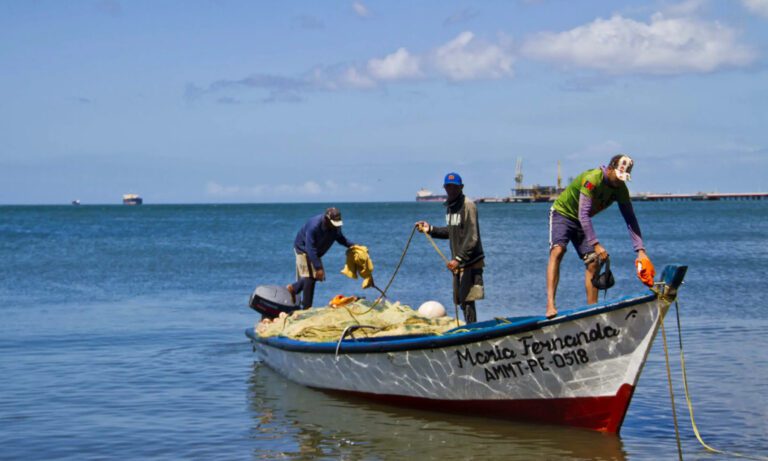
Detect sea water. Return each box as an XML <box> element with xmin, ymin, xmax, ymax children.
<box><xmin>1</xmin><ymin>201</ymin><xmax>766</xmax><ymax>460</ymax></box>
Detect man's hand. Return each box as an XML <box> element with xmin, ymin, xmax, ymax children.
<box><xmin>415</xmin><ymin>221</ymin><xmax>430</xmax><ymax>233</ymax></box>
<box><xmin>447</xmin><ymin>259</ymin><xmax>459</xmax><ymax>273</ymax></box>
<box><xmin>593</xmin><ymin>243</ymin><xmax>609</xmax><ymax>262</ymax></box>
<box><xmin>635</xmin><ymin>250</ymin><xmax>655</xmax><ymax>287</ymax></box>
<box><xmin>315</xmin><ymin>268</ymin><xmax>326</xmax><ymax>281</ymax></box>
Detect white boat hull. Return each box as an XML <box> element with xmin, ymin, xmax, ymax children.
<box><xmin>248</xmin><ymin>265</ymin><xmax>686</xmax><ymax>432</ymax></box>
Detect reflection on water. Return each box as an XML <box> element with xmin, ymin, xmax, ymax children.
<box><xmin>248</xmin><ymin>363</ymin><xmax>627</xmax><ymax>461</ymax></box>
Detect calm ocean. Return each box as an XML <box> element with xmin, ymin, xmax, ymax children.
<box><xmin>1</xmin><ymin>201</ymin><xmax>766</xmax><ymax>460</ymax></box>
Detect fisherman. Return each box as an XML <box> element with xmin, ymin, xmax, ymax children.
<box><xmin>416</xmin><ymin>172</ymin><xmax>485</xmax><ymax>323</ymax></box>
<box><xmin>546</xmin><ymin>154</ymin><xmax>655</xmax><ymax>319</ymax></box>
<box><xmin>287</xmin><ymin>207</ymin><xmax>356</xmax><ymax>308</ymax></box>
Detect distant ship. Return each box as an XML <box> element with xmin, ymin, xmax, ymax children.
<box><xmin>122</xmin><ymin>194</ymin><xmax>143</xmax><ymax>206</ymax></box>
<box><xmin>416</xmin><ymin>188</ymin><xmax>447</xmax><ymax>202</ymax></box>
<box><xmin>71</xmin><ymin>199</ymin><xmax>81</xmax><ymax>206</ymax></box>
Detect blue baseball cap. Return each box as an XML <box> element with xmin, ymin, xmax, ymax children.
<box><xmin>443</xmin><ymin>172</ymin><xmax>463</xmax><ymax>186</ymax></box>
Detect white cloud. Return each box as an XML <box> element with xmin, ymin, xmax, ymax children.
<box><xmin>743</xmin><ymin>0</ymin><xmax>768</xmax><ymax>17</ymax></box>
<box><xmin>521</xmin><ymin>13</ymin><xmax>756</xmax><ymax>75</ymax></box>
<box><xmin>352</xmin><ymin>2</ymin><xmax>371</xmax><ymax>18</ymax></box>
<box><xmin>340</xmin><ymin>67</ymin><xmax>377</xmax><ymax>89</ymax></box>
<box><xmin>335</xmin><ymin>31</ymin><xmax>514</xmax><ymax>89</ymax></box>
<box><xmin>433</xmin><ymin>31</ymin><xmax>514</xmax><ymax>80</ymax></box>
<box><xmin>367</xmin><ymin>48</ymin><xmax>423</xmax><ymax>80</ymax></box>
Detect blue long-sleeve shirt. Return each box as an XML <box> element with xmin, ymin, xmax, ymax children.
<box><xmin>293</xmin><ymin>214</ymin><xmax>354</xmax><ymax>270</ymax></box>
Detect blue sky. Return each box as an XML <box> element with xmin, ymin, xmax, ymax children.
<box><xmin>1</xmin><ymin>0</ymin><xmax>767</xmax><ymax>204</ymax></box>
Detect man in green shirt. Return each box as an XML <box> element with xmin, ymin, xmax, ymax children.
<box><xmin>546</xmin><ymin>154</ymin><xmax>655</xmax><ymax>319</ymax></box>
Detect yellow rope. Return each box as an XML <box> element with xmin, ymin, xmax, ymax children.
<box><xmin>423</xmin><ymin>231</ymin><xmax>450</xmax><ymax>264</ymax></box>
<box><xmin>671</xmin><ymin>300</ymin><xmax>768</xmax><ymax>461</ymax></box>
<box><xmin>659</xmin><ymin>306</ymin><xmax>684</xmax><ymax>461</ymax></box>
<box><xmin>422</xmin><ymin>231</ymin><xmax>461</xmax><ymax>328</ymax></box>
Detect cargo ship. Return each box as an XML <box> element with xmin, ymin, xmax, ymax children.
<box><xmin>122</xmin><ymin>194</ymin><xmax>143</xmax><ymax>206</ymax></box>
<box><xmin>415</xmin><ymin>188</ymin><xmax>447</xmax><ymax>202</ymax></box>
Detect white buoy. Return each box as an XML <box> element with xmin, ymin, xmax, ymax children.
<box><xmin>418</xmin><ymin>301</ymin><xmax>446</xmax><ymax>319</ymax></box>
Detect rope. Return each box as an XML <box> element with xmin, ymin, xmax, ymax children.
<box><xmin>423</xmin><ymin>231</ymin><xmax>461</xmax><ymax>327</ymax></box>
<box><xmin>423</xmin><ymin>231</ymin><xmax>450</xmax><ymax>264</ymax></box>
<box><xmin>672</xmin><ymin>300</ymin><xmax>768</xmax><ymax>461</ymax></box>
<box><xmin>346</xmin><ymin>226</ymin><xmax>418</xmax><ymax>319</ymax></box>
<box><xmin>341</xmin><ymin>225</ymin><xmax>464</xmax><ymax>330</ymax></box>
<box><xmin>659</xmin><ymin>305</ymin><xmax>685</xmax><ymax>461</ymax></box>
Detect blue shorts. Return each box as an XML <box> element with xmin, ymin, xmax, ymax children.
<box><xmin>549</xmin><ymin>208</ymin><xmax>594</xmax><ymax>259</ymax></box>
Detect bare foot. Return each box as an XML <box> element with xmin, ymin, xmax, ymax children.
<box><xmin>545</xmin><ymin>307</ymin><xmax>558</xmax><ymax>319</ymax></box>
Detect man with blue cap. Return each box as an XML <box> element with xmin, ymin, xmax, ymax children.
<box><xmin>416</xmin><ymin>172</ymin><xmax>485</xmax><ymax>323</ymax></box>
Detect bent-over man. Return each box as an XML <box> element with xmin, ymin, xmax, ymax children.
<box><xmin>288</xmin><ymin>207</ymin><xmax>355</xmax><ymax>308</ymax></box>
<box><xmin>546</xmin><ymin>154</ymin><xmax>655</xmax><ymax>319</ymax></box>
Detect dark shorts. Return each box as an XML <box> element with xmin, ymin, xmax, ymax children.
<box><xmin>549</xmin><ymin>208</ymin><xmax>594</xmax><ymax>259</ymax></box>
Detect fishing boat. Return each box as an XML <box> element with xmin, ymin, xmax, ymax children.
<box><xmin>246</xmin><ymin>264</ymin><xmax>687</xmax><ymax>433</ymax></box>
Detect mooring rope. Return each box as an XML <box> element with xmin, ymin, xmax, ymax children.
<box><xmin>671</xmin><ymin>300</ymin><xmax>768</xmax><ymax>461</ymax></box>
<box><xmin>659</xmin><ymin>305</ymin><xmax>684</xmax><ymax>461</ymax></box>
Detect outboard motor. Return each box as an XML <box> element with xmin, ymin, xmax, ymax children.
<box><xmin>249</xmin><ymin>285</ymin><xmax>301</xmax><ymax>319</ymax></box>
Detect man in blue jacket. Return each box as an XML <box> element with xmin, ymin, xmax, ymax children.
<box><xmin>287</xmin><ymin>207</ymin><xmax>356</xmax><ymax>308</ymax></box>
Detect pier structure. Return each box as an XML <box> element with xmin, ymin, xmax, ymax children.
<box><xmin>439</xmin><ymin>157</ymin><xmax>768</xmax><ymax>204</ymax></box>
<box><xmin>503</xmin><ymin>158</ymin><xmax>565</xmax><ymax>203</ymax></box>
<box><xmin>632</xmin><ymin>192</ymin><xmax>768</xmax><ymax>202</ymax></box>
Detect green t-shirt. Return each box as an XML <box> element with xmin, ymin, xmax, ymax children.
<box><xmin>552</xmin><ymin>168</ymin><xmax>630</xmax><ymax>220</ymax></box>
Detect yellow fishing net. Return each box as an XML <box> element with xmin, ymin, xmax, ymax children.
<box><xmin>256</xmin><ymin>299</ymin><xmax>463</xmax><ymax>342</ymax></box>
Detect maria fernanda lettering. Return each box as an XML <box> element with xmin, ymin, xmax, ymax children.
<box><xmin>455</xmin><ymin>322</ymin><xmax>621</xmax><ymax>382</ymax></box>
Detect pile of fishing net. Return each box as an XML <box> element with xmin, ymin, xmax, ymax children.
<box><xmin>256</xmin><ymin>299</ymin><xmax>463</xmax><ymax>342</ymax></box>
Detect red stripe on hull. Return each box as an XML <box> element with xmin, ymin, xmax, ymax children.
<box><xmin>322</xmin><ymin>383</ymin><xmax>635</xmax><ymax>433</ymax></box>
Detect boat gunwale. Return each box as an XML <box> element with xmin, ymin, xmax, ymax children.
<box><xmin>246</xmin><ymin>290</ymin><xmax>660</xmax><ymax>354</ymax></box>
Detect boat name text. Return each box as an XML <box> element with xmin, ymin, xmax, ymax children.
<box><xmin>454</xmin><ymin>322</ymin><xmax>621</xmax><ymax>382</ymax></box>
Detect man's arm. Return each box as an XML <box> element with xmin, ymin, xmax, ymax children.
<box><xmin>304</xmin><ymin>226</ymin><xmax>323</xmax><ymax>270</ymax></box>
<box><xmin>618</xmin><ymin>201</ymin><xmax>645</xmax><ymax>252</ymax></box>
<box><xmin>578</xmin><ymin>194</ymin><xmax>598</xmax><ymax>243</ymax></box>
<box><xmin>335</xmin><ymin>230</ymin><xmax>354</xmax><ymax>248</ymax></box>
<box><xmin>428</xmin><ymin>224</ymin><xmax>449</xmax><ymax>239</ymax></box>
<box><xmin>578</xmin><ymin>194</ymin><xmax>609</xmax><ymax>260</ymax></box>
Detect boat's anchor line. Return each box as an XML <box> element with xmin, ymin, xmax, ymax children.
<box><xmin>659</xmin><ymin>299</ymin><xmax>768</xmax><ymax>461</ymax></box>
